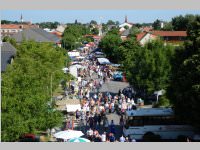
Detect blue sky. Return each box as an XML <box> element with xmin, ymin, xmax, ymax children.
<box><xmin>1</xmin><ymin>10</ymin><xmax>200</xmax><ymax>24</ymax></box>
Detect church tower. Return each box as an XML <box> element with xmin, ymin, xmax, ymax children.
<box><xmin>20</xmin><ymin>14</ymin><xmax>23</xmax><ymax>23</ymax></box>
<box><xmin>125</xmin><ymin>15</ymin><xmax>128</xmax><ymax>23</ymax></box>
<box><xmin>98</xmin><ymin>17</ymin><xmax>103</xmax><ymax>36</ymax></box>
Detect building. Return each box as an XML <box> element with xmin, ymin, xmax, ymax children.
<box><xmin>119</xmin><ymin>15</ymin><xmax>134</xmax><ymax>32</ymax></box>
<box><xmin>151</xmin><ymin>31</ymin><xmax>187</xmax><ymax>43</ymax></box>
<box><xmin>140</xmin><ymin>26</ymin><xmax>153</xmax><ymax>32</ymax></box>
<box><xmin>1</xmin><ymin>42</ymin><xmax>17</xmax><ymax>72</ymax></box>
<box><xmin>1</xmin><ymin>24</ymin><xmax>39</xmax><ymax>37</ymax></box>
<box><xmin>11</xmin><ymin>28</ymin><xmax>61</xmax><ymax>47</ymax></box>
<box><xmin>84</xmin><ymin>34</ymin><xmax>102</xmax><ymax>44</ymax></box>
<box><xmin>120</xmin><ymin>28</ymin><xmax>131</xmax><ymax>41</ymax></box>
<box><xmin>136</xmin><ymin>31</ymin><xmax>187</xmax><ymax>46</ymax></box>
<box><xmin>0</xmin><ymin>14</ymin><xmax>39</xmax><ymax>38</ymax></box>
<box><xmin>136</xmin><ymin>31</ymin><xmax>157</xmax><ymax>45</ymax></box>
<box><xmin>56</xmin><ymin>24</ymin><xmax>67</xmax><ymax>33</ymax></box>
<box><xmin>1</xmin><ymin>24</ymin><xmax>22</xmax><ymax>37</ymax></box>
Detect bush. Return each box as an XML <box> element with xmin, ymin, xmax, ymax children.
<box><xmin>153</xmin><ymin>95</ymin><xmax>171</xmax><ymax>108</ymax></box>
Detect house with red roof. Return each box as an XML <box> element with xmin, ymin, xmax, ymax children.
<box><xmin>136</xmin><ymin>31</ymin><xmax>187</xmax><ymax>46</ymax></box>
<box><xmin>84</xmin><ymin>34</ymin><xmax>102</xmax><ymax>44</ymax></box>
<box><xmin>1</xmin><ymin>24</ymin><xmax>39</xmax><ymax>37</ymax></box>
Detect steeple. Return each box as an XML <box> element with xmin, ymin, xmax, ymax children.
<box><xmin>125</xmin><ymin>15</ymin><xmax>127</xmax><ymax>23</ymax></box>
<box><xmin>20</xmin><ymin>14</ymin><xmax>23</xmax><ymax>23</ymax></box>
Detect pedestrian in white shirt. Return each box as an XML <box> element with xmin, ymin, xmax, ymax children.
<box><xmin>120</xmin><ymin>135</ymin><xmax>125</xmax><ymax>142</ymax></box>
<box><xmin>86</xmin><ymin>105</ymin><xmax>90</xmax><ymax>113</ymax></box>
<box><xmin>131</xmin><ymin>99</ymin><xmax>136</xmax><ymax>105</ymax></box>
<box><xmin>101</xmin><ymin>132</ymin><xmax>106</xmax><ymax>142</ymax></box>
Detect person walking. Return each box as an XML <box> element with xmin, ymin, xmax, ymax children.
<box><xmin>97</xmin><ymin>113</ymin><xmax>102</xmax><ymax>127</ymax></box>
<box><xmin>89</xmin><ymin>115</ymin><xmax>94</xmax><ymax>129</ymax></box>
<box><xmin>93</xmin><ymin>113</ymin><xmax>98</xmax><ymax>130</ymax></box>
<box><xmin>120</xmin><ymin>135</ymin><xmax>125</xmax><ymax>142</ymax></box>
<box><xmin>110</xmin><ymin>120</ymin><xmax>116</xmax><ymax>134</ymax></box>
<box><xmin>101</xmin><ymin>132</ymin><xmax>106</xmax><ymax>142</ymax></box>
<box><xmin>119</xmin><ymin>115</ymin><xmax>124</xmax><ymax>129</ymax></box>
<box><xmin>109</xmin><ymin>133</ymin><xmax>115</xmax><ymax>142</ymax></box>
<box><xmin>103</xmin><ymin>117</ymin><xmax>109</xmax><ymax>132</ymax></box>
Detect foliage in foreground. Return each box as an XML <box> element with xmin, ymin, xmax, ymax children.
<box><xmin>1</xmin><ymin>41</ymin><xmax>69</xmax><ymax>141</ymax></box>
<box><xmin>167</xmin><ymin>16</ymin><xmax>200</xmax><ymax>128</ymax></box>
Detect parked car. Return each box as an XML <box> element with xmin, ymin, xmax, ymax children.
<box><xmin>19</xmin><ymin>133</ymin><xmax>40</xmax><ymax>142</ymax></box>
<box><xmin>122</xmin><ymin>87</ymin><xmax>136</xmax><ymax>98</ymax></box>
<box><xmin>113</xmin><ymin>71</ymin><xmax>123</xmax><ymax>81</ymax></box>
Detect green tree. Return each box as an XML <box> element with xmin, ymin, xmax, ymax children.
<box><xmin>124</xmin><ymin>25</ymin><xmax>129</xmax><ymax>30</ymax></box>
<box><xmin>90</xmin><ymin>20</ymin><xmax>97</xmax><ymax>25</ymax></box>
<box><xmin>37</xmin><ymin>22</ymin><xmax>60</xmax><ymax>29</ymax></box>
<box><xmin>91</xmin><ymin>28</ymin><xmax>99</xmax><ymax>35</ymax></box>
<box><xmin>115</xmin><ymin>21</ymin><xmax>120</xmax><ymax>26</ymax></box>
<box><xmin>167</xmin><ymin>16</ymin><xmax>200</xmax><ymax>128</ymax></box>
<box><xmin>171</xmin><ymin>14</ymin><xmax>197</xmax><ymax>31</ymax></box>
<box><xmin>106</xmin><ymin>20</ymin><xmax>115</xmax><ymax>25</ymax></box>
<box><xmin>62</xmin><ymin>24</ymin><xmax>90</xmax><ymax>50</ymax></box>
<box><xmin>99</xmin><ymin>29</ymin><xmax>122</xmax><ymax>63</ymax></box>
<box><xmin>123</xmin><ymin>40</ymin><xmax>174</xmax><ymax>98</ymax></box>
<box><xmin>152</xmin><ymin>19</ymin><xmax>161</xmax><ymax>30</ymax></box>
<box><xmin>162</xmin><ymin>22</ymin><xmax>173</xmax><ymax>31</ymax></box>
<box><xmin>1</xmin><ymin>40</ymin><xmax>69</xmax><ymax>141</ymax></box>
<box><xmin>62</xmin><ymin>33</ymin><xmax>77</xmax><ymax>50</ymax></box>
<box><xmin>3</xmin><ymin>36</ymin><xmax>18</xmax><ymax>48</ymax></box>
<box><xmin>129</xmin><ymin>26</ymin><xmax>141</xmax><ymax>37</ymax></box>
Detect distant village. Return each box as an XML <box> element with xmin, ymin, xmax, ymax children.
<box><xmin>1</xmin><ymin>14</ymin><xmax>188</xmax><ymax>73</ymax></box>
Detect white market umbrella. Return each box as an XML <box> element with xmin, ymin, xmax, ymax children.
<box><xmin>54</xmin><ymin>130</ymin><xmax>84</xmax><ymax>140</ymax></box>
<box><xmin>68</xmin><ymin>137</ymin><xmax>90</xmax><ymax>143</ymax></box>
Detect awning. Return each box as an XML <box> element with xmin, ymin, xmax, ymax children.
<box><xmin>97</xmin><ymin>58</ymin><xmax>111</xmax><ymax>65</ymax></box>
<box><xmin>66</xmin><ymin>104</ymin><xmax>81</xmax><ymax>112</ymax></box>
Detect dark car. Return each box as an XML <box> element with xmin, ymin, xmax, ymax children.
<box><xmin>19</xmin><ymin>133</ymin><xmax>40</xmax><ymax>142</ymax></box>
<box><xmin>122</xmin><ymin>87</ymin><xmax>135</xmax><ymax>98</ymax></box>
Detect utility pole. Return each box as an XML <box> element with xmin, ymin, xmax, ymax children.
<box><xmin>50</xmin><ymin>74</ymin><xmax>53</xmax><ymax>107</ymax></box>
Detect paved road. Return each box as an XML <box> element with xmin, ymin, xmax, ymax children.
<box><xmin>99</xmin><ymin>80</ymin><xmax>129</xmax><ymax>95</ymax></box>
<box><xmin>74</xmin><ymin>111</ymin><xmax>123</xmax><ymax>140</ymax></box>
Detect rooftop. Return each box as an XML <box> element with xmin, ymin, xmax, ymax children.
<box><xmin>11</xmin><ymin>28</ymin><xmax>60</xmax><ymax>43</ymax></box>
<box><xmin>126</xmin><ymin>108</ymin><xmax>174</xmax><ymax>117</ymax></box>
<box><xmin>151</xmin><ymin>31</ymin><xmax>187</xmax><ymax>37</ymax></box>
<box><xmin>1</xmin><ymin>42</ymin><xmax>17</xmax><ymax>72</ymax></box>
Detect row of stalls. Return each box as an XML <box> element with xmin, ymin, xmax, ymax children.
<box><xmin>57</xmin><ymin>43</ymin><xmax>97</xmax><ymax>114</ymax></box>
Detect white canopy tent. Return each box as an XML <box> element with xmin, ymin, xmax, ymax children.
<box><xmin>66</xmin><ymin>104</ymin><xmax>81</xmax><ymax>112</ymax></box>
<box><xmin>54</xmin><ymin>130</ymin><xmax>84</xmax><ymax>141</ymax></box>
<box><xmin>68</xmin><ymin>51</ymin><xmax>80</xmax><ymax>57</ymax></box>
<box><xmin>69</xmin><ymin>65</ymin><xmax>78</xmax><ymax>78</ymax></box>
<box><xmin>69</xmin><ymin>64</ymin><xmax>84</xmax><ymax>78</ymax></box>
<box><xmin>97</xmin><ymin>58</ymin><xmax>111</xmax><ymax>65</ymax></box>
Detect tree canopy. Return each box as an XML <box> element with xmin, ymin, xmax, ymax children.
<box><xmin>167</xmin><ymin>16</ymin><xmax>200</xmax><ymax>128</ymax></box>
<box><xmin>122</xmin><ymin>39</ymin><xmax>174</xmax><ymax>98</ymax></box>
<box><xmin>62</xmin><ymin>24</ymin><xmax>91</xmax><ymax>50</ymax></box>
<box><xmin>36</xmin><ymin>22</ymin><xmax>60</xmax><ymax>29</ymax></box>
<box><xmin>152</xmin><ymin>19</ymin><xmax>162</xmax><ymax>30</ymax></box>
<box><xmin>1</xmin><ymin>40</ymin><xmax>69</xmax><ymax>141</ymax></box>
<box><xmin>99</xmin><ymin>29</ymin><xmax>122</xmax><ymax>63</ymax></box>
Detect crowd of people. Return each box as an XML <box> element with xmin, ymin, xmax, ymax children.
<box><xmin>64</xmin><ymin>46</ymin><xmax>140</xmax><ymax>142</ymax></box>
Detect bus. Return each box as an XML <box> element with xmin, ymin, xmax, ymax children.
<box><xmin>123</xmin><ymin>108</ymin><xmax>195</xmax><ymax>141</ymax></box>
